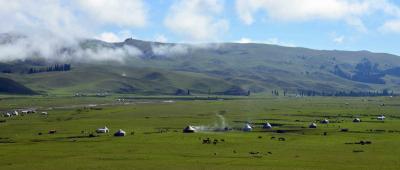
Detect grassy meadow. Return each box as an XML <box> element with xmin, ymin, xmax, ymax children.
<box><xmin>0</xmin><ymin>95</ymin><xmax>399</xmax><ymax>170</ymax></box>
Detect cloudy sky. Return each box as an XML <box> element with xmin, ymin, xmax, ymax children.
<box><xmin>1</xmin><ymin>0</ymin><xmax>400</xmax><ymax>55</ymax></box>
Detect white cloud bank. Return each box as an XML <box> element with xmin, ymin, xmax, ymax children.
<box><xmin>76</xmin><ymin>0</ymin><xmax>148</xmax><ymax>28</ymax></box>
<box><xmin>380</xmin><ymin>19</ymin><xmax>400</xmax><ymax>33</ymax></box>
<box><xmin>0</xmin><ymin>0</ymin><xmax>148</xmax><ymax>62</ymax></box>
<box><xmin>235</xmin><ymin>0</ymin><xmax>400</xmax><ymax>32</ymax></box>
<box><xmin>164</xmin><ymin>0</ymin><xmax>229</xmax><ymax>42</ymax></box>
<box><xmin>236</xmin><ymin>37</ymin><xmax>296</xmax><ymax>47</ymax></box>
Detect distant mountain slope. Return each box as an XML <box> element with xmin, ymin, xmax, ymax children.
<box><xmin>0</xmin><ymin>77</ymin><xmax>36</xmax><ymax>94</ymax></box>
<box><xmin>0</xmin><ymin>34</ymin><xmax>400</xmax><ymax>95</ymax></box>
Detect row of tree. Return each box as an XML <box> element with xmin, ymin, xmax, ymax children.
<box><xmin>271</xmin><ymin>89</ymin><xmax>395</xmax><ymax>97</ymax></box>
<box><xmin>28</xmin><ymin>64</ymin><xmax>71</xmax><ymax>74</ymax></box>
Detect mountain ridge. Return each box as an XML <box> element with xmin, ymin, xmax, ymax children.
<box><xmin>1</xmin><ymin>33</ymin><xmax>400</xmax><ymax>95</ymax></box>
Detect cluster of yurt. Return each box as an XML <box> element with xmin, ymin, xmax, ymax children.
<box><xmin>95</xmin><ymin>126</ymin><xmax>126</xmax><ymax>136</ymax></box>
<box><xmin>3</xmin><ymin>111</ymin><xmax>19</xmax><ymax>117</ymax></box>
<box><xmin>2</xmin><ymin>109</ymin><xmax>48</xmax><ymax>118</ymax></box>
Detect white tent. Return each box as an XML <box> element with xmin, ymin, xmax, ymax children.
<box><xmin>243</xmin><ymin>123</ymin><xmax>252</xmax><ymax>132</ymax></box>
<box><xmin>12</xmin><ymin>111</ymin><xmax>18</xmax><ymax>116</ymax></box>
<box><xmin>309</xmin><ymin>123</ymin><xmax>317</xmax><ymax>128</ymax></box>
<box><xmin>320</xmin><ymin>119</ymin><xmax>329</xmax><ymax>124</ymax></box>
<box><xmin>96</xmin><ymin>126</ymin><xmax>109</xmax><ymax>133</ymax></box>
<box><xmin>3</xmin><ymin>113</ymin><xmax>11</xmax><ymax>117</ymax></box>
<box><xmin>114</xmin><ymin>129</ymin><xmax>126</xmax><ymax>136</ymax></box>
<box><xmin>262</xmin><ymin>122</ymin><xmax>272</xmax><ymax>129</ymax></box>
<box><xmin>183</xmin><ymin>125</ymin><xmax>196</xmax><ymax>133</ymax></box>
<box><xmin>353</xmin><ymin>118</ymin><xmax>361</xmax><ymax>123</ymax></box>
<box><xmin>377</xmin><ymin>115</ymin><xmax>385</xmax><ymax>121</ymax></box>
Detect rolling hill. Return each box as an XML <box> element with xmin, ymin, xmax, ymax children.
<box><xmin>1</xmin><ymin>34</ymin><xmax>400</xmax><ymax>95</ymax></box>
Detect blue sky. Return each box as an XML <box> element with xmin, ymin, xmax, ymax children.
<box><xmin>1</xmin><ymin>0</ymin><xmax>400</xmax><ymax>55</ymax></box>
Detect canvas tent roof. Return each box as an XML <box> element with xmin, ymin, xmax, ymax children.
<box><xmin>183</xmin><ymin>125</ymin><xmax>196</xmax><ymax>133</ymax></box>
<box><xmin>243</xmin><ymin>123</ymin><xmax>252</xmax><ymax>131</ymax></box>
<box><xmin>309</xmin><ymin>123</ymin><xmax>317</xmax><ymax>128</ymax></box>
<box><xmin>321</xmin><ymin>119</ymin><xmax>329</xmax><ymax>124</ymax></box>
<box><xmin>96</xmin><ymin>126</ymin><xmax>109</xmax><ymax>133</ymax></box>
<box><xmin>114</xmin><ymin>129</ymin><xmax>126</xmax><ymax>136</ymax></box>
<box><xmin>262</xmin><ymin>122</ymin><xmax>272</xmax><ymax>129</ymax></box>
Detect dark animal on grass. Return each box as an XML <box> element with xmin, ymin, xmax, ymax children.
<box><xmin>48</xmin><ymin>130</ymin><xmax>56</xmax><ymax>134</ymax></box>
<box><xmin>267</xmin><ymin>152</ymin><xmax>272</xmax><ymax>154</ymax></box>
<box><xmin>278</xmin><ymin>137</ymin><xmax>286</xmax><ymax>141</ymax></box>
<box><xmin>89</xmin><ymin>133</ymin><xmax>96</xmax><ymax>138</ymax></box>
<box><xmin>213</xmin><ymin>139</ymin><xmax>218</xmax><ymax>145</ymax></box>
<box><xmin>220</xmin><ymin>139</ymin><xmax>225</xmax><ymax>142</ymax></box>
<box><xmin>258</xmin><ymin>136</ymin><xmax>262</xmax><ymax>139</ymax></box>
<box><xmin>341</xmin><ymin>128</ymin><xmax>349</xmax><ymax>132</ymax></box>
<box><xmin>249</xmin><ymin>151</ymin><xmax>260</xmax><ymax>155</ymax></box>
<box><xmin>323</xmin><ymin>132</ymin><xmax>327</xmax><ymax>136</ymax></box>
<box><xmin>276</xmin><ymin>130</ymin><xmax>286</xmax><ymax>133</ymax></box>
<box><xmin>203</xmin><ymin>138</ymin><xmax>211</xmax><ymax>144</ymax></box>
<box><xmin>38</xmin><ymin>132</ymin><xmax>42</xmax><ymax>135</ymax></box>
<box><xmin>271</xmin><ymin>136</ymin><xmax>276</xmax><ymax>140</ymax></box>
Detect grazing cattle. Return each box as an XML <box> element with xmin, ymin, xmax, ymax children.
<box><xmin>323</xmin><ymin>132</ymin><xmax>327</xmax><ymax>136</ymax></box>
<box><xmin>220</xmin><ymin>139</ymin><xmax>225</xmax><ymax>142</ymax></box>
<box><xmin>202</xmin><ymin>138</ymin><xmax>211</xmax><ymax>144</ymax></box>
<box><xmin>49</xmin><ymin>130</ymin><xmax>56</xmax><ymax>134</ymax></box>
<box><xmin>213</xmin><ymin>139</ymin><xmax>218</xmax><ymax>145</ymax></box>
<box><xmin>258</xmin><ymin>136</ymin><xmax>262</xmax><ymax>139</ymax></box>
<box><xmin>271</xmin><ymin>136</ymin><xmax>276</xmax><ymax>140</ymax></box>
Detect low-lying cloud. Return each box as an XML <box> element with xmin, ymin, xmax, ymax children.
<box><xmin>0</xmin><ymin>34</ymin><xmax>143</xmax><ymax>63</ymax></box>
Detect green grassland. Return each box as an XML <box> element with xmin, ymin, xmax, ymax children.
<box><xmin>0</xmin><ymin>95</ymin><xmax>399</xmax><ymax>169</ymax></box>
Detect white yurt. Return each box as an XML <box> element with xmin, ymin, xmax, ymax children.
<box><xmin>3</xmin><ymin>113</ymin><xmax>11</xmax><ymax>117</ymax></box>
<box><xmin>377</xmin><ymin>115</ymin><xmax>385</xmax><ymax>121</ymax></box>
<box><xmin>309</xmin><ymin>123</ymin><xmax>317</xmax><ymax>128</ymax></box>
<box><xmin>320</xmin><ymin>119</ymin><xmax>329</xmax><ymax>124</ymax></box>
<box><xmin>96</xmin><ymin>126</ymin><xmax>109</xmax><ymax>133</ymax></box>
<box><xmin>12</xmin><ymin>111</ymin><xmax>19</xmax><ymax>116</ymax></box>
<box><xmin>114</xmin><ymin>129</ymin><xmax>126</xmax><ymax>136</ymax></box>
<box><xmin>353</xmin><ymin>118</ymin><xmax>361</xmax><ymax>123</ymax></box>
<box><xmin>243</xmin><ymin>123</ymin><xmax>252</xmax><ymax>132</ymax></box>
<box><xmin>262</xmin><ymin>122</ymin><xmax>272</xmax><ymax>129</ymax></box>
<box><xmin>183</xmin><ymin>125</ymin><xmax>196</xmax><ymax>133</ymax></box>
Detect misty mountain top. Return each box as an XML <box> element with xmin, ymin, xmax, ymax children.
<box><xmin>1</xmin><ymin>32</ymin><xmax>400</xmax><ymax>95</ymax></box>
